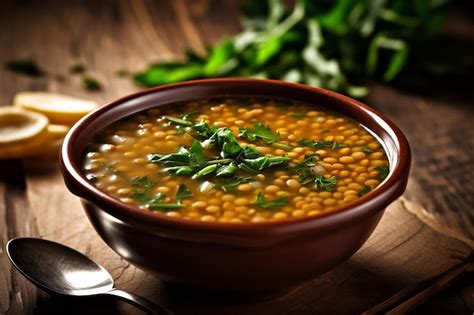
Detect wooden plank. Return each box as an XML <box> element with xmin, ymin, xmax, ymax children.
<box><xmin>368</xmin><ymin>85</ymin><xmax>474</xmax><ymax>238</ymax></box>
<box><xmin>0</xmin><ymin>160</ymin><xmax>39</xmax><ymax>314</ymax></box>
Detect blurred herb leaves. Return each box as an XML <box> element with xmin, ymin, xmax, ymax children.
<box><xmin>134</xmin><ymin>0</ymin><xmax>450</xmax><ymax>98</ymax></box>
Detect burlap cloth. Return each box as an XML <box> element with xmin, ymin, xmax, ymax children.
<box><xmin>138</xmin><ymin>197</ymin><xmax>472</xmax><ymax>314</ymax></box>
<box><xmin>34</xmin><ymin>196</ymin><xmax>471</xmax><ymax>314</ymax></box>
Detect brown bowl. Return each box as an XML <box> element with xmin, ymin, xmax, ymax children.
<box><xmin>60</xmin><ymin>79</ymin><xmax>410</xmax><ymax>297</ymax></box>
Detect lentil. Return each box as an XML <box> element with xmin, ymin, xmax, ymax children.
<box><xmin>83</xmin><ymin>98</ymin><xmax>389</xmax><ymax>223</ymax></box>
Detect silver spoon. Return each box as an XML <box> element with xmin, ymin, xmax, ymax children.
<box><xmin>6</xmin><ymin>237</ymin><xmax>169</xmax><ymax>315</ymax></box>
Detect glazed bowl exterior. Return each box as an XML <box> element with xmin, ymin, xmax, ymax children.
<box><xmin>60</xmin><ymin>79</ymin><xmax>410</xmax><ymax>294</ymax></box>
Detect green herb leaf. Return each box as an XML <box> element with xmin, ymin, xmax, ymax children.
<box><xmin>214</xmin><ymin>177</ymin><xmax>253</xmax><ymax>193</ymax></box>
<box><xmin>374</xmin><ymin>165</ymin><xmax>389</xmax><ymax>180</ymax></box>
<box><xmin>70</xmin><ymin>63</ymin><xmax>86</xmax><ymax>74</ymax></box>
<box><xmin>217</xmin><ymin>128</ymin><xmax>242</xmax><ymax>158</ymax></box>
<box><xmin>134</xmin><ymin>63</ymin><xmax>204</xmax><ymax>87</ymax></box>
<box><xmin>242</xmin><ymin>156</ymin><xmax>270</xmax><ymax>171</ymax></box>
<box><xmin>255</xmin><ymin>35</ymin><xmax>284</xmax><ymax>66</ymax></box>
<box><xmin>5</xmin><ymin>59</ymin><xmax>43</xmax><ymax>76</ymax></box>
<box><xmin>239</xmin><ymin>122</ymin><xmax>280</xmax><ymax>143</ymax></box>
<box><xmin>216</xmin><ymin>162</ymin><xmax>238</xmax><ymax>177</ymax></box>
<box><xmin>255</xmin><ymin>192</ymin><xmax>287</xmax><ymax>209</ymax></box>
<box><xmin>189</xmin><ymin>141</ymin><xmax>207</xmax><ymax>167</ymax></box>
<box><xmin>358</xmin><ymin>186</ymin><xmax>372</xmax><ymax>196</ymax></box>
<box><xmin>192</xmin><ymin>164</ymin><xmax>218</xmax><ymax>179</ymax></box>
<box><xmin>131</xmin><ymin>191</ymin><xmax>164</xmax><ymax>206</ymax></box>
<box><xmin>242</xmin><ymin>155</ymin><xmax>290</xmax><ymax>172</ymax></box>
<box><xmin>242</xmin><ymin>146</ymin><xmax>261</xmax><ymax>159</ymax></box>
<box><xmin>148</xmin><ymin>150</ymin><xmax>190</xmax><ymax>166</ymax></box>
<box><xmin>163</xmin><ymin>116</ymin><xmax>193</xmax><ymax>126</ymax></box>
<box><xmin>148</xmin><ymin>203</ymin><xmax>184</xmax><ymax>212</ymax></box>
<box><xmin>361</xmin><ymin>146</ymin><xmax>374</xmax><ymax>153</ymax></box>
<box><xmin>192</xmin><ymin>121</ymin><xmax>218</xmax><ymax>142</ymax></box>
<box><xmin>131</xmin><ymin>176</ymin><xmax>156</xmax><ymax>189</ymax></box>
<box><xmin>292</xmin><ymin>154</ymin><xmax>319</xmax><ymax>174</ymax></box>
<box><xmin>176</xmin><ymin>184</ymin><xmax>192</xmax><ymax>203</ymax></box>
<box><xmin>297</xmin><ymin>138</ymin><xmax>314</xmax><ymax>147</ymax></box>
<box><xmin>82</xmin><ymin>76</ymin><xmax>102</xmax><ymax>91</ymax></box>
<box><xmin>271</xmin><ymin>142</ymin><xmax>293</xmax><ymax>151</ymax></box>
<box><xmin>297</xmin><ymin>139</ymin><xmax>346</xmax><ymax>149</ymax></box>
<box><xmin>204</xmin><ymin>38</ymin><xmax>237</xmax><ymax>76</ymax></box>
<box><xmin>163</xmin><ymin>166</ymin><xmax>195</xmax><ymax>176</ymax></box>
<box><xmin>291</xmin><ymin>112</ymin><xmax>305</xmax><ymax>118</ymax></box>
<box><xmin>131</xmin><ymin>0</ymin><xmax>450</xmax><ymax>98</ymax></box>
<box><xmin>314</xmin><ymin>175</ymin><xmax>338</xmax><ymax>191</ymax></box>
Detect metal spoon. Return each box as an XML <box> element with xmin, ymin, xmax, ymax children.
<box><xmin>6</xmin><ymin>237</ymin><xmax>169</xmax><ymax>315</ymax></box>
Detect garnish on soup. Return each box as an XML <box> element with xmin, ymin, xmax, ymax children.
<box><xmin>83</xmin><ymin>98</ymin><xmax>389</xmax><ymax>223</ymax></box>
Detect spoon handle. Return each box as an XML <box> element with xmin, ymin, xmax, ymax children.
<box><xmin>103</xmin><ymin>289</ymin><xmax>170</xmax><ymax>315</ymax></box>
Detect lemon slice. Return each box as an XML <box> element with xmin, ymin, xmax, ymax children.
<box><xmin>14</xmin><ymin>92</ymin><xmax>97</xmax><ymax>125</ymax></box>
<box><xmin>46</xmin><ymin>124</ymin><xmax>70</xmax><ymax>138</ymax></box>
<box><xmin>0</xmin><ymin>107</ymin><xmax>48</xmax><ymax>144</ymax></box>
<box><xmin>0</xmin><ymin>124</ymin><xmax>69</xmax><ymax>159</ymax></box>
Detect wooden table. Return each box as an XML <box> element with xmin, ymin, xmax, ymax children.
<box><xmin>1</xmin><ymin>1</ymin><xmax>472</xmax><ymax>314</ymax></box>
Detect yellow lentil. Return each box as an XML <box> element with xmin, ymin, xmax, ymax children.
<box><xmin>84</xmin><ymin>98</ymin><xmax>389</xmax><ymax>223</ymax></box>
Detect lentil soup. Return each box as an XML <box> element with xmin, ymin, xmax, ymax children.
<box><xmin>82</xmin><ymin>98</ymin><xmax>389</xmax><ymax>223</ymax></box>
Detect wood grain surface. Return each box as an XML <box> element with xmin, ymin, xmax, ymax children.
<box><xmin>0</xmin><ymin>1</ymin><xmax>472</xmax><ymax>314</ymax></box>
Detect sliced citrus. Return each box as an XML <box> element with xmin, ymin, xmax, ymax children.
<box><xmin>14</xmin><ymin>92</ymin><xmax>97</xmax><ymax>125</ymax></box>
<box><xmin>0</xmin><ymin>107</ymin><xmax>49</xmax><ymax>144</ymax></box>
<box><xmin>0</xmin><ymin>124</ymin><xmax>69</xmax><ymax>159</ymax></box>
<box><xmin>46</xmin><ymin>124</ymin><xmax>70</xmax><ymax>138</ymax></box>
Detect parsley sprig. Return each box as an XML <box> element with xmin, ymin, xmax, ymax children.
<box><xmin>292</xmin><ymin>154</ymin><xmax>338</xmax><ymax>191</ymax></box>
<box><xmin>239</xmin><ymin>122</ymin><xmax>293</xmax><ymax>151</ymax></box>
<box><xmin>374</xmin><ymin>165</ymin><xmax>389</xmax><ymax>180</ymax></box>
<box><xmin>134</xmin><ymin>0</ymin><xmax>450</xmax><ymax>98</ymax></box>
<box><xmin>149</xmin><ymin>116</ymin><xmax>291</xmax><ymax>190</ymax></box>
<box><xmin>129</xmin><ymin>176</ymin><xmax>192</xmax><ymax>211</ymax></box>
<box><xmin>298</xmin><ymin>138</ymin><xmax>347</xmax><ymax>149</ymax></box>
<box><xmin>255</xmin><ymin>192</ymin><xmax>287</xmax><ymax>209</ymax></box>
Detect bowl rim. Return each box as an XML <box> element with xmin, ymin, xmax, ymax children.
<box><xmin>60</xmin><ymin>78</ymin><xmax>410</xmax><ymax>237</ymax></box>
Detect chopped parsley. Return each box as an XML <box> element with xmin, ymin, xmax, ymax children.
<box><xmin>358</xmin><ymin>186</ymin><xmax>372</xmax><ymax>196</ymax></box>
<box><xmin>69</xmin><ymin>63</ymin><xmax>86</xmax><ymax>74</ymax></box>
<box><xmin>82</xmin><ymin>76</ymin><xmax>102</xmax><ymax>91</ymax></box>
<box><xmin>175</xmin><ymin>184</ymin><xmax>192</xmax><ymax>203</ymax></box>
<box><xmin>314</xmin><ymin>175</ymin><xmax>338</xmax><ymax>191</ymax></box>
<box><xmin>5</xmin><ymin>59</ymin><xmax>43</xmax><ymax>76</ymax></box>
<box><xmin>130</xmin><ymin>176</ymin><xmax>158</xmax><ymax>204</ymax></box>
<box><xmin>239</xmin><ymin>122</ymin><xmax>280</xmax><ymax>143</ymax></box>
<box><xmin>292</xmin><ymin>154</ymin><xmax>338</xmax><ymax>191</ymax></box>
<box><xmin>374</xmin><ymin>165</ymin><xmax>389</xmax><ymax>180</ymax></box>
<box><xmin>361</xmin><ymin>146</ymin><xmax>374</xmax><ymax>153</ymax></box>
<box><xmin>255</xmin><ymin>192</ymin><xmax>287</xmax><ymax>209</ymax></box>
<box><xmin>131</xmin><ymin>176</ymin><xmax>155</xmax><ymax>189</ymax></box>
<box><xmin>128</xmin><ymin>177</ymin><xmax>191</xmax><ymax>212</ymax></box>
<box><xmin>291</xmin><ymin>112</ymin><xmax>305</xmax><ymax>118</ymax></box>
<box><xmin>148</xmin><ymin>124</ymin><xmax>290</xmax><ymax>190</ymax></box>
<box><xmin>163</xmin><ymin>116</ymin><xmax>193</xmax><ymax>126</ymax></box>
<box><xmin>298</xmin><ymin>138</ymin><xmax>347</xmax><ymax>149</ymax></box>
<box><xmin>214</xmin><ymin>177</ymin><xmax>253</xmax><ymax>193</ymax></box>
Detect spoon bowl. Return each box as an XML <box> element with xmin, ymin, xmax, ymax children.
<box><xmin>7</xmin><ymin>237</ymin><xmax>113</xmax><ymax>296</ymax></box>
<box><xmin>6</xmin><ymin>237</ymin><xmax>167</xmax><ymax>314</ymax></box>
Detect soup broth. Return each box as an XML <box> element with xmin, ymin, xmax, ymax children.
<box><xmin>83</xmin><ymin>98</ymin><xmax>389</xmax><ymax>223</ymax></box>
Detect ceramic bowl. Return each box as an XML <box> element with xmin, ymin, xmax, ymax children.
<box><xmin>60</xmin><ymin>79</ymin><xmax>410</xmax><ymax>298</ymax></box>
